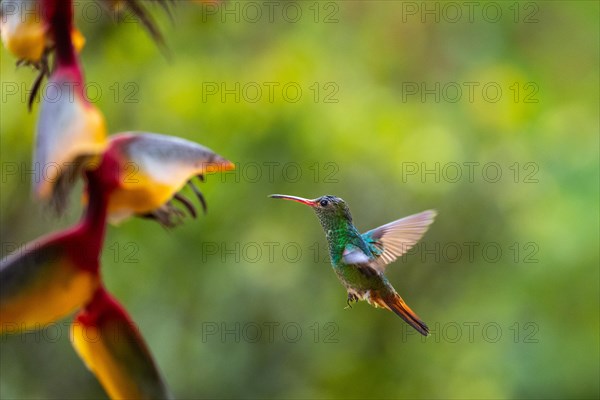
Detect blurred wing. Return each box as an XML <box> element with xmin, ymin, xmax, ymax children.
<box><xmin>71</xmin><ymin>287</ymin><xmax>172</xmax><ymax>399</ymax></box>
<box><xmin>363</xmin><ymin>210</ymin><xmax>437</xmax><ymax>272</ymax></box>
<box><xmin>0</xmin><ymin>234</ymin><xmax>99</xmax><ymax>333</ymax></box>
<box><xmin>34</xmin><ymin>68</ymin><xmax>107</xmax><ymax>210</ymax></box>
<box><xmin>105</xmin><ymin>132</ymin><xmax>234</xmax><ymax>225</ymax></box>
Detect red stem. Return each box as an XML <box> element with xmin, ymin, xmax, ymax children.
<box><xmin>44</xmin><ymin>0</ymin><xmax>77</xmax><ymax>68</ymax></box>
<box><xmin>81</xmin><ymin>170</ymin><xmax>109</xmax><ymax>254</ymax></box>
<box><xmin>65</xmin><ymin>168</ymin><xmax>109</xmax><ymax>272</ymax></box>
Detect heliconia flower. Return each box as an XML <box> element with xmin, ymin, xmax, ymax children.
<box><xmin>0</xmin><ymin>169</ymin><xmax>108</xmax><ymax>333</ymax></box>
<box><xmin>0</xmin><ymin>233</ymin><xmax>100</xmax><ymax>334</ymax></box>
<box><xmin>71</xmin><ymin>286</ymin><xmax>172</xmax><ymax>399</ymax></box>
<box><xmin>34</xmin><ymin>64</ymin><xmax>108</xmax><ymax>211</ymax></box>
<box><xmin>0</xmin><ymin>0</ymin><xmax>47</xmax><ymax>63</ymax></box>
<box><xmin>1</xmin><ymin>0</ymin><xmax>86</xmax><ymax>112</ymax></box>
<box><xmin>0</xmin><ymin>0</ymin><xmax>85</xmax><ymax>63</ymax></box>
<box><xmin>94</xmin><ymin>132</ymin><xmax>234</xmax><ymax>226</ymax></box>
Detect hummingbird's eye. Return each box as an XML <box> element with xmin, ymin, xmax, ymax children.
<box><xmin>319</xmin><ymin>199</ymin><xmax>329</xmax><ymax>207</ymax></box>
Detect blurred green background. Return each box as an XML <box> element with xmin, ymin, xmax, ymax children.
<box><xmin>1</xmin><ymin>1</ymin><xmax>598</xmax><ymax>399</ymax></box>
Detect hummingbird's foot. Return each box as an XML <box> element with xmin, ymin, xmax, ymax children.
<box><xmin>345</xmin><ymin>293</ymin><xmax>358</xmax><ymax>309</ymax></box>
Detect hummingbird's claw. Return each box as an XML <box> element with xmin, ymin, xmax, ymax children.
<box><xmin>345</xmin><ymin>293</ymin><xmax>359</xmax><ymax>309</ymax></box>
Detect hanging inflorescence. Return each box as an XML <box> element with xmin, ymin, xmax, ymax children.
<box><xmin>0</xmin><ymin>1</ymin><xmax>231</xmax><ymax>398</ymax></box>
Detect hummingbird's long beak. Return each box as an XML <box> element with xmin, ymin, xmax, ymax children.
<box><xmin>269</xmin><ymin>194</ymin><xmax>316</xmax><ymax>206</ymax></box>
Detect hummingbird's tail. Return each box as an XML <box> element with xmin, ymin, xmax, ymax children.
<box><xmin>374</xmin><ymin>293</ymin><xmax>429</xmax><ymax>336</ymax></box>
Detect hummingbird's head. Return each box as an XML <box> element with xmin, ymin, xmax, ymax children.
<box><xmin>269</xmin><ymin>194</ymin><xmax>353</xmax><ymax>226</ymax></box>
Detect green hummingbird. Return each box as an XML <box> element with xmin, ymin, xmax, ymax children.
<box><xmin>269</xmin><ymin>194</ymin><xmax>436</xmax><ymax>336</ymax></box>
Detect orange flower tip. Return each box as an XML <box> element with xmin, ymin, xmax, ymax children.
<box><xmin>217</xmin><ymin>158</ymin><xmax>236</xmax><ymax>171</ymax></box>
<box><xmin>202</xmin><ymin>159</ymin><xmax>235</xmax><ymax>175</ymax></box>
<box><xmin>71</xmin><ymin>28</ymin><xmax>85</xmax><ymax>53</ymax></box>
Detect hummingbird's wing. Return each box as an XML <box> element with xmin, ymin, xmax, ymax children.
<box><xmin>362</xmin><ymin>210</ymin><xmax>437</xmax><ymax>272</ymax></box>
<box><xmin>342</xmin><ymin>244</ymin><xmax>371</xmax><ymax>265</ymax></box>
<box><xmin>342</xmin><ymin>244</ymin><xmax>382</xmax><ymax>277</ymax></box>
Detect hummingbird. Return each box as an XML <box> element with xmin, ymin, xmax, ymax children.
<box><xmin>269</xmin><ymin>194</ymin><xmax>436</xmax><ymax>336</ymax></box>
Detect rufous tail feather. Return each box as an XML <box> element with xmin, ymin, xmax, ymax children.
<box><xmin>376</xmin><ymin>293</ymin><xmax>429</xmax><ymax>336</ymax></box>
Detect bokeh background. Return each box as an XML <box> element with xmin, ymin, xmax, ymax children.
<box><xmin>1</xmin><ymin>1</ymin><xmax>598</xmax><ymax>399</ymax></box>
